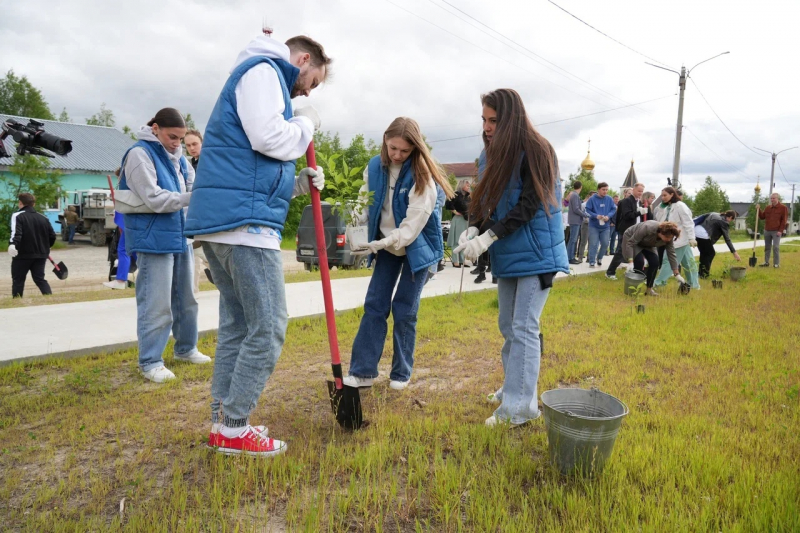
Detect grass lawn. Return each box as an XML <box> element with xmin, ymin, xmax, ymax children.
<box><xmin>1</xmin><ymin>248</ymin><xmax>798</xmax><ymax>531</ymax></box>
<box><xmin>0</xmin><ymin>268</ymin><xmax>372</xmax><ymax>309</ymax></box>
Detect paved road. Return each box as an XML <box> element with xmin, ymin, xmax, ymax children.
<box><xmin>0</xmin><ymin>236</ymin><xmax>303</xmax><ymax>294</ymax></box>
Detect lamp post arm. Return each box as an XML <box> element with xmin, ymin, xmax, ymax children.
<box><xmin>688</xmin><ymin>51</ymin><xmax>730</xmax><ymax>75</ymax></box>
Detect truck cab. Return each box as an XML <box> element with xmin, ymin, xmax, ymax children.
<box><xmin>57</xmin><ymin>189</ymin><xmax>116</xmax><ymax>246</ymax></box>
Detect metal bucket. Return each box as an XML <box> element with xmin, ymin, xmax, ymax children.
<box><xmin>623</xmin><ymin>270</ymin><xmax>646</xmax><ymax>296</ymax></box>
<box><xmin>541</xmin><ymin>388</ymin><xmax>629</xmax><ymax>476</ymax></box>
<box><xmin>730</xmin><ymin>266</ymin><xmax>746</xmax><ymax>281</ymax></box>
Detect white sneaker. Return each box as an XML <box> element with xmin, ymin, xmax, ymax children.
<box><xmin>389</xmin><ymin>380</ymin><xmax>409</xmax><ymax>390</ymax></box>
<box><xmin>486</xmin><ymin>389</ymin><xmax>502</xmax><ymax>404</ymax></box>
<box><xmin>342</xmin><ymin>376</ymin><xmax>374</xmax><ymax>388</ymax></box>
<box><xmin>174</xmin><ymin>351</ymin><xmax>212</xmax><ymax>364</ymax></box>
<box><xmin>485</xmin><ymin>415</ymin><xmax>533</xmax><ymax>428</ymax></box>
<box><xmin>103</xmin><ymin>280</ymin><xmax>128</xmax><ymax>290</ymax></box>
<box><xmin>141</xmin><ymin>365</ymin><xmax>176</xmax><ymax>383</ymax></box>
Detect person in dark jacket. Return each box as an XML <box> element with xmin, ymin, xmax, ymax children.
<box><xmin>695</xmin><ymin>210</ymin><xmax>740</xmax><ymax>278</ymax></box>
<box><xmin>566</xmin><ymin>180</ymin><xmax>588</xmax><ymax>264</ymax></box>
<box><xmin>7</xmin><ymin>193</ymin><xmax>56</xmax><ymax>298</ymax></box>
<box><xmin>445</xmin><ymin>179</ymin><xmax>471</xmax><ymax>267</ymax></box>
<box><xmin>605</xmin><ymin>183</ymin><xmax>651</xmax><ymax>279</ymax></box>
<box><xmin>184</xmin><ymin>129</ymin><xmax>203</xmax><ymax>171</ymax></box>
<box><xmin>622</xmin><ymin>220</ymin><xmax>683</xmax><ymax>296</ymax></box>
<box><xmin>453</xmin><ymin>89</ymin><xmax>568</xmax><ymax>427</ymax></box>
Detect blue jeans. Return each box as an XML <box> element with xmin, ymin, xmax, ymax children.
<box><xmin>492</xmin><ymin>275</ymin><xmax>550</xmax><ymax>424</ymax></box>
<box><xmin>608</xmin><ymin>228</ymin><xmax>618</xmax><ymax>255</ymax></box>
<box><xmin>203</xmin><ymin>242</ymin><xmax>287</xmax><ymax>428</ymax></box>
<box><xmin>566</xmin><ymin>223</ymin><xmax>581</xmax><ymax>260</ymax></box>
<box><xmin>135</xmin><ymin>247</ymin><xmax>199</xmax><ymax>371</ymax></box>
<box><xmin>588</xmin><ymin>225</ymin><xmax>610</xmax><ymax>265</ymax></box>
<box><xmin>67</xmin><ymin>224</ymin><xmax>76</xmax><ymax>243</ymax></box>
<box><xmin>349</xmin><ymin>250</ymin><xmax>428</xmax><ymax>382</ymax></box>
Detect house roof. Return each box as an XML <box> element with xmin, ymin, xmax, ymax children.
<box><xmin>729</xmin><ymin>202</ymin><xmax>750</xmax><ymax>218</ymax></box>
<box><xmin>0</xmin><ymin>114</ymin><xmax>135</xmax><ymax>173</ymax></box>
<box><xmin>443</xmin><ymin>162</ymin><xmax>477</xmax><ymax>178</ymax></box>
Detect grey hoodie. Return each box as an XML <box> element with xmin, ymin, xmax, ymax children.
<box><xmin>122</xmin><ymin>126</ymin><xmax>194</xmax><ymax>214</ymax></box>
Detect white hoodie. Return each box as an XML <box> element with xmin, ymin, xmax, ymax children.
<box><xmin>232</xmin><ymin>35</ymin><xmax>314</xmax><ymax>161</ymax></box>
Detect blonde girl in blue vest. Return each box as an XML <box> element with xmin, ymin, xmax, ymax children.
<box><xmin>454</xmin><ymin>90</ymin><xmax>569</xmax><ymax>426</ymax></box>
<box><xmin>118</xmin><ymin>108</ymin><xmax>210</xmax><ymax>383</ymax></box>
<box><xmin>344</xmin><ymin>117</ymin><xmax>454</xmax><ymax>390</ymax></box>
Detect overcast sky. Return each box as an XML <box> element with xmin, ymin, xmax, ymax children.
<box><xmin>3</xmin><ymin>0</ymin><xmax>798</xmax><ymax>201</ymax></box>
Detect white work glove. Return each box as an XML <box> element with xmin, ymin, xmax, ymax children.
<box><xmin>292</xmin><ymin>166</ymin><xmax>325</xmax><ymax>197</ymax></box>
<box><xmin>675</xmin><ymin>274</ymin><xmax>686</xmax><ymax>284</ymax></box>
<box><xmin>7</xmin><ymin>244</ymin><xmax>18</xmax><ymax>258</ymax></box>
<box><xmin>626</xmin><ymin>261</ymin><xmax>635</xmax><ymax>272</ymax></box>
<box><xmin>293</xmin><ymin>106</ymin><xmax>321</xmax><ymax>131</ymax></box>
<box><xmin>366</xmin><ymin>233</ymin><xmax>399</xmax><ymax>255</ymax></box>
<box><xmin>638</xmin><ymin>206</ymin><xmax>649</xmax><ymax>215</ymax></box>
<box><xmin>458</xmin><ymin>226</ymin><xmax>479</xmax><ymax>246</ymax></box>
<box><xmin>689</xmin><ymin>239</ymin><xmax>697</xmax><ymax>247</ymax></box>
<box><xmin>453</xmin><ymin>232</ymin><xmax>494</xmax><ymax>263</ymax></box>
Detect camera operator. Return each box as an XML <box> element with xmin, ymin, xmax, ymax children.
<box><xmin>8</xmin><ymin>193</ymin><xmax>56</xmax><ymax>298</ymax></box>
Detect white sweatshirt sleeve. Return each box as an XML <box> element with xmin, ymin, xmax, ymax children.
<box><xmin>124</xmin><ymin>148</ymin><xmax>191</xmax><ymax>213</ymax></box>
<box><xmin>385</xmin><ymin>179</ymin><xmax>438</xmax><ymax>250</ymax></box>
<box><xmin>678</xmin><ymin>202</ymin><xmax>696</xmax><ymax>241</ymax></box>
<box><xmin>235</xmin><ymin>63</ymin><xmax>314</xmax><ymax>161</ymax></box>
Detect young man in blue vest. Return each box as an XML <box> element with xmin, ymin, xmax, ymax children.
<box><xmin>185</xmin><ymin>34</ymin><xmax>331</xmax><ymax>458</ymax></box>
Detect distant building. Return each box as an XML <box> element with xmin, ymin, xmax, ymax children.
<box><xmin>442</xmin><ymin>162</ymin><xmax>478</xmax><ymax>180</ymax></box>
<box><xmin>1</xmin><ymin>114</ymin><xmax>135</xmax><ymax>229</ymax></box>
<box><xmin>620</xmin><ymin>160</ymin><xmax>638</xmax><ymax>197</ymax></box>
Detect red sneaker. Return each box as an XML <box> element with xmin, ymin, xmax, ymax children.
<box><xmin>208</xmin><ymin>424</ymin><xmax>267</xmax><ymax>448</ymax></box>
<box><xmin>209</xmin><ymin>426</ymin><xmax>286</xmax><ymax>457</ymax></box>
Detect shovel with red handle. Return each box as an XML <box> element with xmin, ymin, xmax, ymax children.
<box><xmin>306</xmin><ymin>142</ymin><xmax>364</xmax><ymax>430</ymax></box>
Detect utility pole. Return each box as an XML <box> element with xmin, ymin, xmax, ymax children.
<box><xmin>646</xmin><ymin>52</ymin><xmax>729</xmax><ymax>193</ymax></box>
<box><xmin>753</xmin><ymin>146</ymin><xmax>798</xmax><ymax>198</ymax></box>
<box><xmin>791</xmin><ymin>184</ymin><xmax>796</xmax><ymax>233</ymax></box>
<box><xmin>671</xmin><ymin>67</ymin><xmax>687</xmax><ymax>191</ymax></box>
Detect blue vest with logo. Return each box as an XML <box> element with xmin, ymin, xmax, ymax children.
<box><xmin>481</xmin><ymin>150</ymin><xmax>569</xmax><ymax>278</ymax></box>
<box><xmin>367</xmin><ymin>156</ymin><xmax>443</xmax><ymax>273</ymax></box>
<box><xmin>184</xmin><ymin>56</ymin><xmax>300</xmax><ymax>236</ymax></box>
<box><xmin>119</xmin><ymin>140</ymin><xmax>189</xmax><ymax>254</ymax></box>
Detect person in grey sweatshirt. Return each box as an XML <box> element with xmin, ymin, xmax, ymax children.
<box><xmin>566</xmin><ymin>180</ymin><xmax>589</xmax><ymax>264</ymax></box>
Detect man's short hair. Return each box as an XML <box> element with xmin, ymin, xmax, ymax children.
<box><xmin>18</xmin><ymin>193</ymin><xmax>35</xmax><ymax>207</ymax></box>
<box><xmin>572</xmin><ymin>180</ymin><xmax>582</xmax><ymax>190</ymax></box>
<box><xmin>597</xmin><ymin>182</ymin><xmax>608</xmax><ymax>189</ymax></box>
<box><xmin>185</xmin><ymin>129</ymin><xmax>203</xmax><ymax>142</ymax></box>
<box><xmin>286</xmin><ymin>35</ymin><xmax>333</xmax><ymax>78</ymax></box>
<box><xmin>633</xmin><ymin>183</ymin><xmax>645</xmax><ymax>190</ymax></box>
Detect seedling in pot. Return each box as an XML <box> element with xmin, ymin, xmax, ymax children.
<box><xmin>318</xmin><ymin>153</ymin><xmax>375</xmax><ymax>250</ymax></box>
<box><xmin>630</xmin><ymin>282</ymin><xmax>647</xmax><ymax>314</ymax></box>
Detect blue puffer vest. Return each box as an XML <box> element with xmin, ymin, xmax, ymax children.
<box><xmin>184</xmin><ymin>56</ymin><xmax>299</xmax><ymax>236</ymax></box>
<box><xmin>367</xmin><ymin>156</ymin><xmax>443</xmax><ymax>273</ymax></box>
<box><xmin>482</xmin><ymin>150</ymin><xmax>569</xmax><ymax>278</ymax></box>
<box><xmin>119</xmin><ymin>140</ymin><xmax>189</xmax><ymax>254</ymax></box>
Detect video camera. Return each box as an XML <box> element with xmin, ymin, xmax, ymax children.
<box><xmin>0</xmin><ymin>118</ymin><xmax>73</xmax><ymax>159</ymax></box>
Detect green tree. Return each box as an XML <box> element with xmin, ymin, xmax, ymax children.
<box><xmin>794</xmin><ymin>198</ymin><xmax>800</xmax><ymax>223</ymax></box>
<box><xmin>692</xmin><ymin>176</ymin><xmax>730</xmax><ymax>215</ymax></box>
<box><xmin>86</xmin><ymin>103</ymin><xmax>115</xmax><ymax>127</ymax></box>
<box><xmin>0</xmin><ymin>154</ymin><xmax>63</xmax><ymax>243</ymax></box>
<box><xmin>746</xmin><ymin>191</ymin><xmax>769</xmax><ymax>234</ymax></box>
<box><xmin>57</xmin><ymin>107</ymin><xmax>71</xmax><ymax>122</ymax></box>
<box><xmin>681</xmin><ymin>193</ymin><xmax>695</xmax><ymax>212</ymax></box>
<box><xmin>121</xmin><ymin>125</ymin><xmax>137</xmax><ymax>141</ymax></box>
<box><xmin>183</xmin><ymin>113</ymin><xmax>197</xmax><ymax>130</ymax></box>
<box><xmin>0</xmin><ymin>70</ymin><xmax>55</xmax><ymax>120</ymax></box>
<box><xmin>565</xmin><ymin>168</ymin><xmax>597</xmax><ymax>200</ymax></box>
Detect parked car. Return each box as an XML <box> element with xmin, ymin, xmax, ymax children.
<box><xmin>295</xmin><ymin>203</ymin><xmax>369</xmax><ymax>270</ymax></box>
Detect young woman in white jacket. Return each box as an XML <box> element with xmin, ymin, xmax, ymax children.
<box><xmin>653</xmin><ymin>186</ymin><xmax>700</xmax><ymax>289</ymax></box>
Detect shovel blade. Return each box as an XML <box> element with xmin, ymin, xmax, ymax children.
<box><xmin>327</xmin><ymin>381</ymin><xmax>364</xmax><ymax>430</ymax></box>
<box><xmin>53</xmin><ymin>262</ymin><xmax>68</xmax><ymax>280</ymax></box>
<box><xmin>748</xmin><ymin>256</ymin><xmax>757</xmax><ymax>267</ymax></box>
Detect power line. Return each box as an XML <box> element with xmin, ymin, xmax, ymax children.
<box><xmin>688</xmin><ymin>78</ymin><xmax>762</xmax><ymax>156</ymax></box>
<box><xmin>383</xmin><ymin>0</ymin><xmax>614</xmax><ymax>109</ymax></box>
<box><xmin>428</xmin><ymin>0</ymin><xmax>644</xmax><ymax>111</ymax></box>
<box><xmin>546</xmin><ymin>0</ymin><xmax>674</xmax><ymax>69</ymax></box>
<box><xmin>777</xmin><ymin>158</ymin><xmax>792</xmax><ymax>185</ymax></box>
<box><xmin>683</xmin><ymin>125</ymin><xmax>752</xmax><ymax>180</ymax></box>
<box><xmin>429</xmin><ymin>94</ymin><xmax>675</xmax><ymax>143</ymax></box>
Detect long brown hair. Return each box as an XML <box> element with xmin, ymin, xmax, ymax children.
<box><xmin>469</xmin><ymin>89</ymin><xmax>556</xmax><ymax>220</ymax></box>
<box><xmin>380</xmin><ymin>117</ymin><xmax>454</xmax><ymax>199</ymax></box>
<box><xmin>661</xmin><ymin>186</ymin><xmax>679</xmax><ymax>204</ymax></box>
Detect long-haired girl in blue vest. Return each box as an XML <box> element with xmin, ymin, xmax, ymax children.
<box><xmin>344</xmin><ymin>117</ymin><xmax>454</xmax><ymax>391</ymax></box>
<box><xmin>453</xmin><ymin>89</ymin><xmax>569</xmax><ymax>426</ymax></box>
<box><xmin>118</xmin><ymin>108</ymin><xmax>210</xmax><ymax>383</ymax></box>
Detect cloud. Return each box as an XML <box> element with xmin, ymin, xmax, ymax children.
<box><xmin>2</xmin><ymin>0</ymin><xmax>798</xmax><ymax>201</ymax></box>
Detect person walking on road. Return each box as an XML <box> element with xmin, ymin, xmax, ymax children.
<box><xmin>622</xmin><ymin>220</ymin><xmax>683</xmax><ymax>296</ymax></box>
<box><xmin>8</xmin><ymin>193</ymin><xmax>55</xmax><ymax>298</ymax></box>
<box><xmin>344</xmin><ymin>117</ymin><xmax>453</xmax><ymax>391</ymax></box>
<box><xmin>605</xmin><ymin>183</ymin><xmax>650</xmax><ymax>280</ymax></box>
<box><xmin>566</xmin><ymin>180</ymin><xmax>588</xmax><ymax>265</ymax></box>
<box><xmin>453</xmin><ymin>89</ymin><xmax>568</xmax><ymax>427</ymax></box>
<box><xmin>653</xmin><ymin>187</ymin><xmax>699</xmax><ymax>289</ymax></box>
<box><xmin>695</xmin><ymin>210</ymin><xmax>740</xmax><ymax>278</ymax></box>
<box><xmin>63</xmin><ymin>205</ymin><xmax>79</xmax><ymax>245</ymax></box>
<box><xmin>758</xmin><ymin>193</ymin><xmax>788</xmax><ymax>268</ymax></box>
<box><xmin>185</xmin><ymin>34</ymin><xmax>330</xmax><ymax>457</ymax></box>
<box><xmin>585</xmin><ymin>182</ymin><xmax>616</xmax><ymax>267</ymax></box>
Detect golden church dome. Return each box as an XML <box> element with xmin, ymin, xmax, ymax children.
<box><xmin>580</xmin><ymin>139</ymin><xmax>595</xmax><ymax>171</ymax></box>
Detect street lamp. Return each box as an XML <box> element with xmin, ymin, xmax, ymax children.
<box><xmin>646</xmin><ymin>51</ymin><xmax>730</xmax><ymax>191</ymax></box>
<box><xmin>753</xmin><ymin>146</ymin><xmax>798</xmax><ymax>197</ymax></box>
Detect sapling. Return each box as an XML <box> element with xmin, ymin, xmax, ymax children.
<box><xmin>318</xmin><ymin>153</ymin><xmax>374</xmax><ymax>249</ymax></box>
